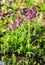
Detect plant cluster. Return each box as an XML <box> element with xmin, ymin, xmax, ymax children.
<box><xmin>0</xmin><ymin>0</ymin><xmax>45</xmax><ymax>65</ymax></box>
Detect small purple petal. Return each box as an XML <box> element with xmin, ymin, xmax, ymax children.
<box><xmin>8</xmin><ymin>21</ymin><xmax>16</xmax><ymax>30</ymax></box>
<box><xmin>23</xmin><ymin>8</ymin><xmax>28</xmax><ymax>13</ymax></box>
<box><xmin>8</xmin><ymin>24</ymin><xmax>14</xmax><ymax>30</ymax></box>
<box><xmin>15</xmin><ymin>17</ymin><xmax>23</xmax><ymax>27</ymax></box>
<box><xmin>30</xmin><ymin>6</ymin><xmax>36</xmax><ymax>12</ymax></box>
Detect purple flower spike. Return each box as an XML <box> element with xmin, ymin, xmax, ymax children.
<box><xmin>26</xmin><ymin>10</ymin><xmax>32</xmax><ymax>19</ymax></box>
<box><xmin>15</xmin><ymin>17</ymin><xmax>23</xmax><ymax>27</ymax></box>
<box><xmin>8</xmin><ymin>17</ymin><xmax>23</xmax><ymax>30</ymax></box>
<box><xmin>26</xmin><ymin>6</ymin><xmax>36</xmax><ymax>20</ymax></box>
<box><xmin>8</xmin><ymin>21</ymin><xmax>16</xmax><ymax>30</ymax></box>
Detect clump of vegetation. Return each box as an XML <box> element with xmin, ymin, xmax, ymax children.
<box><xmin>0</xmin><ymin>0</ymin><xmax>45</xmax><ymax>65</ymax></box>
